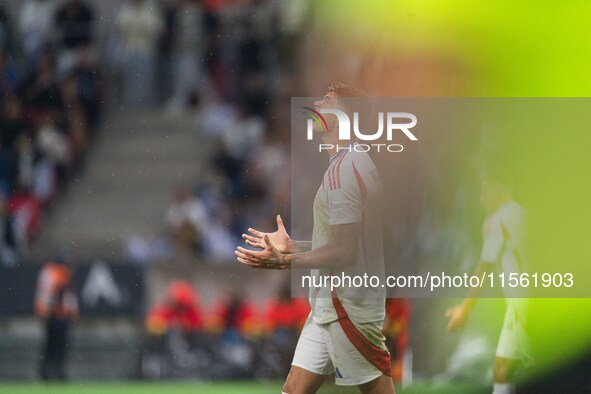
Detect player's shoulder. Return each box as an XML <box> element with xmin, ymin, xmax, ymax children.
<box><xmin>496</xmin><ymin>201</ymin><xmax>526</xmax><ymax>222</ymax></box>
<box><xmin>332</xmin><ymin>150</ymin><xmax>361</xmax><ymax>182</ymax></box>
<box><xmin>502</xmin><ymin>201</ymin><xmax>526</xmax><ymax>215</ymax></box>
<box><xmin>499</xmin><ymin>201</ymin><xmax>527</xmax><ymax>227</ymax></box>
<box><xmin>484</xmin><ymin>201</ymin><xmax>524</xmax><ymax>233</ymax></box>
<box><xmin>343</xmin><ymin>149</ymin><xmax>377</xmax><ymax>173</ymax></box>
<box><xmin>342</xmin><ymin>151</ymin><xmax>382</xmax><ymax>194</ymax></box>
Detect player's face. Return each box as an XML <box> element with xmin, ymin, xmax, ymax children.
<box><xmin>312</xmin><ymin>91</ymin><xmax>339</xmax><ymax>133</ymax></box>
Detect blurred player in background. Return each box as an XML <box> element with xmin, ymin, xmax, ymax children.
<box><xmin>34</xmin><ymin>258</ymin><xmax>79</xmax><ymax>381</ymax></box>
<box><xmin>145</xmin><ymin>280</ymin><xmax>203</xmax><ymax>335</ymax></box>
<box><xmin>143</xmin><ymin>280</ymin><xmax>204</xmax><ymax>379</ymax></box>
<box><xmin>446</xmin><ymin>171</ymin><xmax>532</xmax><ymax>394</ymax></box>
<box><xmin>262</xmin><ymin>284</ymin><xmax>311</xmax><ymax>376</ymax></box>
<box><xmin>235</xmin><ymin>83</ymin><xmax>395</xmax><ymax>394</ymax></box>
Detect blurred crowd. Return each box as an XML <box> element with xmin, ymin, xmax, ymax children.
<box><xmin>160</xmin><ymin>105</ymin><xmax>291</xmax><ymax>262</ymax></box>
<box><xmin>116</xmin><ymin>0</ymin><xmax>308</xmax><ymax>263</ymax></box>
<box><xmin>157</xmin><ymin>0</ymin><xmax>306</xmax><ymax>263</ymax></box>
<box><xmin>0</xmin><ymin>0</ymin><xmax>103</xmax><ymax>266</ymax></box>
<box><xmin>142</xmin><ymin>280</ymin><xmax>310</xmax><ymax>379</ymax></box>
<box><xmin>110</xmin><ymin>0</ymin><xmax>307</xmax><ymax>110</ymax></box>
<box><xmin>0</xmin><ymin>0</ymin><xmax>310</xmax><ymax>266</ymax></box>
<box><xmin>142</xmin><ymin>281</ymin><xmax>410</xmax><ymax>380</ymax></box>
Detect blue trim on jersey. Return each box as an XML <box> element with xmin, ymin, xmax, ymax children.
<box><xmin>335</xmin><ymin>367</ymin><xmax>344</xmax><ymax>378</ymax></box>
<box><xmin>329</xmin><ymin>143</ymin><xmax>357</xmax><ymax>165</ymax></box>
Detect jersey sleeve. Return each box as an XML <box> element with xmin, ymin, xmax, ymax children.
<box><xmin>480</xmin><ymin>214</ymin><xmax>504</xmax><ymax>264</ymax></box>
<box><xmin>328</xmin><ymin>157</ymin><xmax>364</xmax><ymax>225</ymax></box>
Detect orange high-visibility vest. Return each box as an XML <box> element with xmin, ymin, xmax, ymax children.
<box><xmin>34</xmin><ymin>262</ymin><xmax>79</xmax><ymax>320</ymax></box>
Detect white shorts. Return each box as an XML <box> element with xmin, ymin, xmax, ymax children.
<box><xmin>291</xmin><ymin>318</ymin><xmax>390</xmax><ymax>386</ymax></box>
<box><xmin>496</xmin><ymin>300</ymin><xmax>533</xmax><ymax>364</ymax></box>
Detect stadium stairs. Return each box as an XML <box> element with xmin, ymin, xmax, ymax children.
<box><xmin>3</xmin><ymin>109</ymin><xmax>210</xmax><ymax>380</ymax></box>
<box><xmin>4</xmin><ymin>108</ymin><xmax>286</xmax><ymax>380</ymax></box>
<box><xmin>28</xmin><ymin>109</ymin><xmax>208</xmax><ymax>263</ymax></box>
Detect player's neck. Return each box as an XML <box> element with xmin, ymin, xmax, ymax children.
<box><xmin>321</xmin><ymin>129</ymin><xmax>352</xmax><ymax>161</ymax></box>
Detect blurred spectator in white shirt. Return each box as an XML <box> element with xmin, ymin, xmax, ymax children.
<box><xmin>221</xmin><ymin>103</ymin><xmax>265</xmax><ymax>160</ymax></box>
<box><xmin>165</xmin><ymin>184</ymin><xmax>208</xmax><ymax>253</ymax></box>
<box><xmin>35</xmin><ymin>114</ymin><xmax>72</xmax><ymax>167</ymax></box>
<box><xmin>20</xmin><ymin>0</ymin><xmax>57</xmax><ymax>63</ymax></box>
<box><xmin>165</xmin><ymin>0</ymin><xmax>205</xmax><ymax>115</ymax></box>
<box><xmin>201</xmin><ymin>205</ymin><xmax>236</xmax><ymax>262</ymax></box>
<box><xmin>117</xmin><ymin>0</ymin><xmax>164</xmax><ymax>107</ymax></box>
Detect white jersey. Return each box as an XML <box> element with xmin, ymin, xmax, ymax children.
<box><xmin>309</xmin><ymin>146</ymin><xmax>386</xmax><ymax>325</ymax></box>
<box><xmin>480</xmin><ymin>201</ymin><xmax>527</xmax><ymax>297</ymax></box>
<box><xmin>481</xmin><ymin>201</ymin><xmax>532</xmax><ymax>362</ymax></box>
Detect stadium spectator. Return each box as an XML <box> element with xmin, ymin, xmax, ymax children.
<box><xmin>69</xmin><ymin>46</ymin><xmax>102</xmax><ymax>128</ymax></box>
<box><xmin>143</xmin><ymin>280</ymin><xmax>208</xmax><ymax>379</ymax></box>
<box><xmin>35</xmin><ymin>113</ymin><xmax>72</xmax><ymax>168</ymax></box>
<box><xmin>8</xmin><ymin>185</ymin><xmax>43</xmax><ymax>249</ymax></box>
<box><xmin>264</xmin><ymin>287</ymin><xmax>309</xmax><ymax>334</ymax></box>
<box><xmin>54</xmin><ymin>0</ymin><xmax>94</xmax><ymax>50</ymax></box>
<box><xmin>34</xmin><ymin>258</ymin><xmax>79</xmax><ymax>381</ymax></box>
<box><xmin>59</xmin><ymin>74</ymin><xmax>89</xmax><ymax>157</ymax></box>
<box><xmin>200</xmin><ymin>204</ymin><xmax>237</xmax><ymax>261</ymax></box>
<box><xmin>54</xmin><ymin>0</ymin><xmax>95</xmax><ymax>74</ymax></box>
<box><xmin>249</xmin><ymin>127</ymin><xmax>290</xmax><ymax>210</ymax></box>
<box><xmin>220</xmin><ymin>102</ymin><xmax>265</xmax><ymax>161</ymax></box>
<box><xmin>206</xmin><ymin>292</ymin><xmax>261</xmax><ymax>341</ymax></box>
<box><xmin>20</xmin><ymin>50</ymin><xmax>62</xmax><ymax>114</ymax></box>
<box><xmin>210</xmin><ymin>140</ymin><xmax>245</xmax><ymax>193</ymax></box>
<box><xmin>241</xmin><ymin>70</ymin><xmax>270</xmax><ymax>118</ymax></box>
<box><xmin>261</xmin><ymin>286</ymin><xmax>310</xmax><ymax>374</ymax></box>
<box><xmin>164</xmin><ymin>184</ymin><xmax>208</xmax><ymax>253</ymax></box>
<box><xmin>167</xmin><ymin>96</ymin><xmax>291</xmax><ymax>264</ymax></box>
<box><xmin>0</xmin><ymin>4</ymin><xmax>17</xmax><ymax>55</ymax></box>
<box><xmin>15</xmin><ymin>131</ymin><xmax>57</xmax><ymax>204</ymax></box>
<box><xmin>204</xmin><ymin>292</ymin><xmax>263</xmax><ymax>377</ymax></box>
<box><xmin>19</xmin><ymin>0</ymin><xmax>56</xmax><ymax>64</ymax></box>
<box><xmin>164</xmin><ymin>0</ymin><xmax>205</xmax><ymax>115</ymax></box>
<box><xmin>0</xmin><ymin>13</ymin><xmax>104</xmax><ymax>260</ymax></box>
<box><xmin>0</xmin><ymin>197</ymin><xmax>17</xmax><ymax>266</ymax></box>
<box><xmin>0</xmin><ymin>145</ymin><xmax>15</xmax><ymax>199</ymax></box>
<box><xmin>215</xmin><ymin>0</ymin><xmax>243</xmax><ymax>101</ymax></box>
<box><xmin>275</xmin><ymin>0</ymin><xmax>308</xmax><ymax>71</ymax></box>
<box><xmin>117</xmin><ymin>0</ymin><xmax>164</xmax><ymax>107</ymax></box>
<box><xmin>146</xmin><ymin>280</ymin><xmax>203</xmax><ymax>334</ymax></box>
<box><xmin>0</xmin><ymin>51</ymin><xmax>20</xmax><ymax>96</ymax></box>
<box><xmin>0</xmin><ymin>95</ymin><xmax>32</xmax><ymax>159</ymax></box>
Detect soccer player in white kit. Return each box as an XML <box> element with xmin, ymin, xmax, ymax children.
<box><xmin>446</xmin><ymin>172</ymin><xmax>532</xmax><ymax>394</ymax></box>
<box><xmin>235</xmin><ymin>83</ymin><xmax>396</xmax><ymax>394</ymax></box>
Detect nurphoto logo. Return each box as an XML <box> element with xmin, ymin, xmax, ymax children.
<box><xmin>304</xmin><ymin>107</ymin><xmax>418</xmax><ymax>152</ymax></box>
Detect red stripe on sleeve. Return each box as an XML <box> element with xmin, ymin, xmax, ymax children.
<box><xmin>331</xmin><ymin>157</ymin><xmax>339</xmax><ymax>190</ymax></box>
<box><xmin>335</xmin><ymin>151</ymin><xmax>348</xmax><ymax>189</ymax></box>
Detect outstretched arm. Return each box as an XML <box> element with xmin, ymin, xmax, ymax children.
<box><xmin>235</xmin><ymin>222</ymin><xmax>360</xmax><ymax>270</ymax></box>
<box><xmin>447</xmin><ymin>212</ymin><xmax>503</xmax><ymax>331</ymax></box>
<box><xmin>241</xmin><ymin>214</ymin><xmax>313</xmax><ymax>253</ymax></box>
<box><xmin>445</xmin><ymin>261</ymin><xmax>493</xmax><ymax>331</ymax></box>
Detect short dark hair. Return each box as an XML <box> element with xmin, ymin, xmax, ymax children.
<box><xmin>328</xmin><ymin>83</ymin><xmax>372</xmax><ymax>128</ymax></box>
<box><xmin>327</xmin><ymin>82</ymin><xmax>367</xmax><ymax>98</ymax></box>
